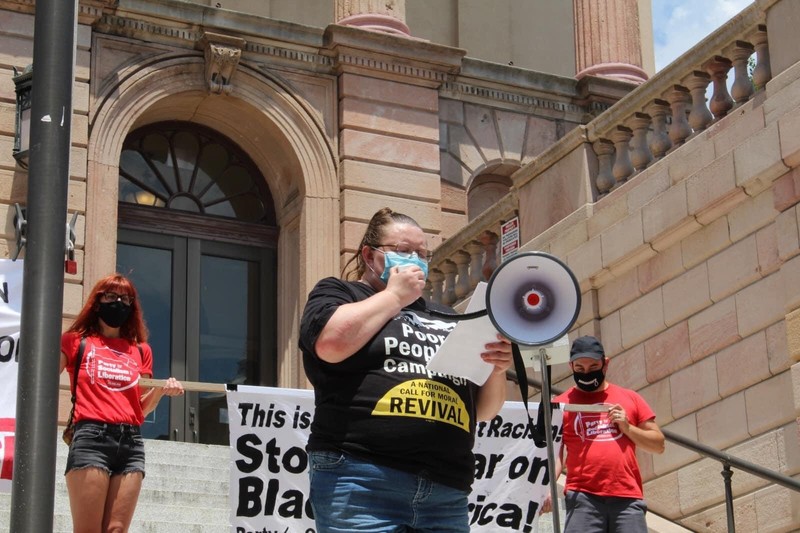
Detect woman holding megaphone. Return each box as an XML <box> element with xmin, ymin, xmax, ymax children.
<box><xmin>299</xmin><ymin>207</ymin><xmax>512</xmax><ymax>533</ymax></box>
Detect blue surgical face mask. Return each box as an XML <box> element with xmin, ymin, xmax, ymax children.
<box><xmin>379</xmin><ymin>251</ymin><xmax>429</xmax><ymax>284</ymax></box>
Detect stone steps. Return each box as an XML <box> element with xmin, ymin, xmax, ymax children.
<box><xmin>0</xmin><ymin>438</ymin><xmax>692</xmax><ymax>533</ymax></box>
<box><xmin>0</xmin><ymin>437</ymin><xmax>230</xmax><ymax>533</ymax></box>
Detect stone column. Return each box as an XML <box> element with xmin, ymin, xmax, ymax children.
<box><xmin>335</xmin><ymin>0</ymin><xmax>409</xmax><ymax>36</ymax></box>
<box><xmin>573</xmin><ymin>0</ymin><xmax>648</xmax><ymax>84</ymax></box>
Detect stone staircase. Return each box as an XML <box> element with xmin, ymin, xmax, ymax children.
<box><xmin>0</xmin><ymin>438</ymin><xmax>230</xmax><ymax>532</ymax></box>
<box><xmin>0</xmin><ymin>437</ymin><xmax>694</xmax><ymax>533</ymax></box>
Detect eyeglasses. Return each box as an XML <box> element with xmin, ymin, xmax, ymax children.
<box><xmin>100</xmin><ymin>292</ymin><xmax>134</xmax><ymax>305</ymax></box>
<box><xmin>374</xmin><ymin>243</ymin><xmax>433</xmax><ymax>263</ymax></box>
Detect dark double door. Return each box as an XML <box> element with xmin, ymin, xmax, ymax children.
<box><xmin>117</xmin><ymin>229</ymin><xmax>276</xmax><ymax>444</ymax></box>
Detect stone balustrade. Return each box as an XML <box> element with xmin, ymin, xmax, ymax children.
<box><xmin>428</xmin><ymin>2</ymin><xmax>779</xmax><ymax>309</ymax></box>
<box><xmin>425</xmin><ymin>192</ymin><xmax>516</xmax><ymax>306</ymax></box>
<box><xmin>586</xmin><ymin>3</ymin><xmax>770</xmax><ymax>196</ymax></box>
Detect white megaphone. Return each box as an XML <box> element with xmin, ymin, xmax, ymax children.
<box><xmin>485</xmin><ymin>251</ymin><xmax>581</xmax><ymax>353</ymax></box>
<box><xmin>484</xmin><ymin>251</ymin><xmax>581</xmax><ymax>533</ymax></box>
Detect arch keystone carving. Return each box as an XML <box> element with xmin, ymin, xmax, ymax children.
<box><xmin>197</xmin><ymin>32</ymin><xmax>245</xmax><ymax>95</ymax></box>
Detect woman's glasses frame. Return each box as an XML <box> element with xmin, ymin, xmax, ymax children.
<box><xmin>99</xmin><ymin>292</ymin><xmax>134</xmax><ymax>306</ymax></box>
<box><xmin>373</xmin><ymin>243</ymin><xmax>433</xmax><ymax>263</ymax></box>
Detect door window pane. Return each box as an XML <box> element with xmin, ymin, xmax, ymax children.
<box><xmin>117</xmin><ymin>243</ymin><xmax>174</xmax><ymax>440</ymax></box>
<box><xmin>198</xmin><ymin>255</ymin><xmax>261</xmax><ymax>445</ymax></box>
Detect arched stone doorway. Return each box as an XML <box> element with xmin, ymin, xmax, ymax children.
<box><xmin>85</xmin><ymin>56</ymin><xmax>338</xmax><ymax>414</ymax></box>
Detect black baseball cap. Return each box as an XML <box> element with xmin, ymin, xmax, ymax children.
<box><xmin>569</xmin><ymin>335</ymin><xmax>605</xmax><ymax>362</ymax></box>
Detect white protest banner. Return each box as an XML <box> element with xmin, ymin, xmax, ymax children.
<box><xmin>227</xmin><ymin>385</ymin><xmax>316</xmax><ymax>533</ymax></box>
<box><xmin>471</xmin><ymin>402</ymin><xmax>562</xmax><ymax>532</ymax></box>
<box><xmin>228</xmin><ymin>387</ymin><xmax>562</xmax><ymax>533</ymax></box>
<box><xmin>0</xmin><ymin>259</ymin><xmax>24</xmax><ymax>493</ymax></box>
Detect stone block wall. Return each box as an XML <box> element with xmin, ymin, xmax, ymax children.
<box><xmin>512</xmin><ymin>54</ymin><xmax>800</xmax><ymax>531</ymax></box>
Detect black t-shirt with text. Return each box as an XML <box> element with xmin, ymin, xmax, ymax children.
<box><xmin>299</xmin><ymin>277</ymin><xmax>479</xmax><ymax>491</ymax></box>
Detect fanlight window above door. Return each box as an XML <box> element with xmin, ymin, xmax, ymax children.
<box><xmin>119</xmin><ymin>122</ymin><xmax>275</xmax><ymax>225</ymax></box>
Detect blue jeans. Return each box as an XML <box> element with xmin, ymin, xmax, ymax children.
<box><xmin>308</xmin><ymin>451</ymin><xmax>470</xmax><ymax>533</ymax></box>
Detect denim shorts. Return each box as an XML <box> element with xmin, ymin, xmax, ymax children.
<box><xmin>65</xmin><ymin>421</ymin><xmax>145</xmax><ymax>477</ymax></box>
<box><xmin>308</xmin><ymin>450</ymin><xmax>469</xmax><ymax>533</ymax></box>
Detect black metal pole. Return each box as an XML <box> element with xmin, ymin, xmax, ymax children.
<box><xmin>539</xmin><ymin>350</ymin><xmax>561</xmax><ymax>533</ymax></box>
<box><xmin>722</xmin><ymin>464</ymin><xmax>736</xmax><ymax>533</ymax></box>
<box><xmin>10</xmin><ymin>0</ymin><xmax>77</xmax><ymax>531</ymax></box>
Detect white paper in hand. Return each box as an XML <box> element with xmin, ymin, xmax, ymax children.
<box><xmin>427</xmin><ymin>282</ymin><xmax>498</xmax><ymax>385</ymax></box>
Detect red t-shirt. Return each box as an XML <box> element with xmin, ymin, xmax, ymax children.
<box><xmin>555</xmin><ymin>383</ymin><xmax>655</xmax><ymax>499</ymax></box>
<box><xmin>61</xmin><ymin>332</ymin><xmax>153</xmax><ymax>426</ymax></box>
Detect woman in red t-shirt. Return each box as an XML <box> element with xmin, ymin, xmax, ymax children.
<box><xmin>59</xmin><ymin>273</ymin><xmax>184</xmax><ymax>532</ymax></box>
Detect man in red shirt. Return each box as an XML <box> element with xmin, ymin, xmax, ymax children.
<box><xmin>549</xmin><ymin>336</ymin><xmax>665</xmax><ymax>532</ymax></box>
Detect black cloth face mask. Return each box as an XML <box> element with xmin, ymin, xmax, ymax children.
<box><xmin>98</xmin><ymin>301</ymin><xmax>132</xmax><ymax>328</ymax></box>
<box><xmin>572</xmin><ymin>366</ymin><xmax>606</xmax><ymax>392</ymax></box>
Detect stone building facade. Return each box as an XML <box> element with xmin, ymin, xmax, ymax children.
<box><xmin>0</xmin><ymin>0</ymin><xmax>645</xmax><ymax>439</ymax></box>
<box><xmin>2</xmin><ymin>0</ymin><xmax>798</xmax><ymax>530</ymax></box>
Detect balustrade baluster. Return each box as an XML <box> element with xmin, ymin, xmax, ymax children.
<box><xmin>479</xmin><ymin>232</ymin><xmax>499</xmax><ymax>280</ymax></box>
<box><xmin>453</xmin><ymin>250</ymin><xmax>471</xmax><ymax>300</ymax></box>
<box><xmin>610</xmin><ymin>126</ymin><xmax>634</xmax><ymax>188</ymax></box>
<box><xmin>666</xmin><ymin>85</ymin><xmax>692</xmax><ymax>148</ymax></box>
<box><xmin>429</xmin><ymin>268</ymin><xmax>444</xmax><ymax>304</ymax></box>
<box><xmin>627</xmin><ymin>112</ymin><xmax>653</xmax><ymax>173</ymax></box>
<box><xmin>705</xmin><ymin>56</ymin><xmax>734</xmax><ymax>119</ymax></box>
<box><xmin>440</xmin><ymin>260</ymin><xmax>457</xmax><ymax>306</ymax></box>
<box><xmin>751</xmin><ymin>25</ymin><xmax>771</xmax><ymax>89</ymax></box>
<box><xmin>466</xmin><ymin>241</ymin><xmax>484</xmax><ymax>288</ymax></box>
<box><xmin>730</xmin><ymin>41</ymin><xmax>755</xmax><ymax>106</ymax></box>
<box><xmin>593</xmin><ymin>138</ymin><xmax>615</xmax><ymax>196</ymax></box>
<box><xmin>646</xmin><ymin>99</ymin><xmax>672</xmax><ymax>162</ymax></box>
<box><xmin>684</xmin><ymin>71</ymin><xmax>713</xmax><ymax>134</ymax></box>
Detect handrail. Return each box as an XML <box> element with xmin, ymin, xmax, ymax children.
<box><xmin>662</xmin><ymin>428</ymin><xmax>800</xmax><ymax>493</ymax></box>
<box><xmin>507</xmin><ymin>371</ymin><xmax>800</xmax><ymax>492</ymax></box>
<box><xmin>506</xmin><ymin>371</ymin><xmax>799</xmax><ymax>532</ymax></box>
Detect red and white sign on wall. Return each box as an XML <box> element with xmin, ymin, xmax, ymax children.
<box><xmin>500</xmin><ymin>217</ymin><xmax>520</xmax><ymax>263</ymax></box>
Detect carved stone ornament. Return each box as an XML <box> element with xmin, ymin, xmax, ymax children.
<box><xmin>197</xmin><ymin>32</ymin><xmax>246</xmax><ymax>95</ymax></box>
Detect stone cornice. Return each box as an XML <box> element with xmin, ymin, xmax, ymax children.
<box><xmin>246</xmin><ymin>43</ymin><xmax>333</xmax><ymax>69</ymax></box>
<box><xmin>324</xmin><ymin>23</ymin><xmax>465</xmax><ymax>88</ymax></box>
<box><xmin>460</xmin><ymin>58</ymin><xmax>578</xmax><ymax>96</ymax></box>
<box><xmin>115</xmin><ymin>0</ymin><xmax>325</xmax><ymax>47</ymax></box>
<box><xmin>442</xmin><ymin>58</ymin><xmax>620</xmax><ymax>119</ymax></box>
<box><xmin>441</xmin><ymin>80</ymin><xmax>586</xmax><ymax>116</ymax></box>
<box><xmin>0</xmin><ymin>0</ymin><xmax>115</xmax><ymax>22</ymax></box>
<box><xmin>95</xmin><ymin>12</ymin><xmax>333</xmax><ymax>70</ymax></box>
<box><xmin>79</xmin><ymin>0</ymin><xmax>116</xmax><ymax>24</ymax></box>
<box><xmin>96</xmin><ymin>13</ymin><xmax>202</xmax><ymax>44</ymax></box>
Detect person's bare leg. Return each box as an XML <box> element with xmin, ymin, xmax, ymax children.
<box><xmin>66</xmin><ymin>467</ymin><xmax>111</xmax><ymax>533</ymax></box>
<box><xmin>102</xmin><ymin>472</ymin><xmax>144</xmax><ymax>533</ymax></box>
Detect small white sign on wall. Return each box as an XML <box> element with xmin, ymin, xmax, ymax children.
<box><xmin>500</xmin><ymin>217</ymin><xmax>520</xmax><ymax>263</ymax></box>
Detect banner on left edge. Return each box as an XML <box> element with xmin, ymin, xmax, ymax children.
<box><xmin>0</xmin><ymin>259</ymin><xmax>24</xmax><ymax>493</ymax></box>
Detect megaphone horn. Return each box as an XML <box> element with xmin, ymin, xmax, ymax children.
<box><xmin>486</xmin><ymin>252</ymin><xmax>581</xmax><ymax>347</ymax></box>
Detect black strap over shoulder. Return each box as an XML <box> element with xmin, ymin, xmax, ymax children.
<box><xmin>70</xmin><ymin>336</ymin><xmax>87</xmax><ymax>403</ymax></box>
